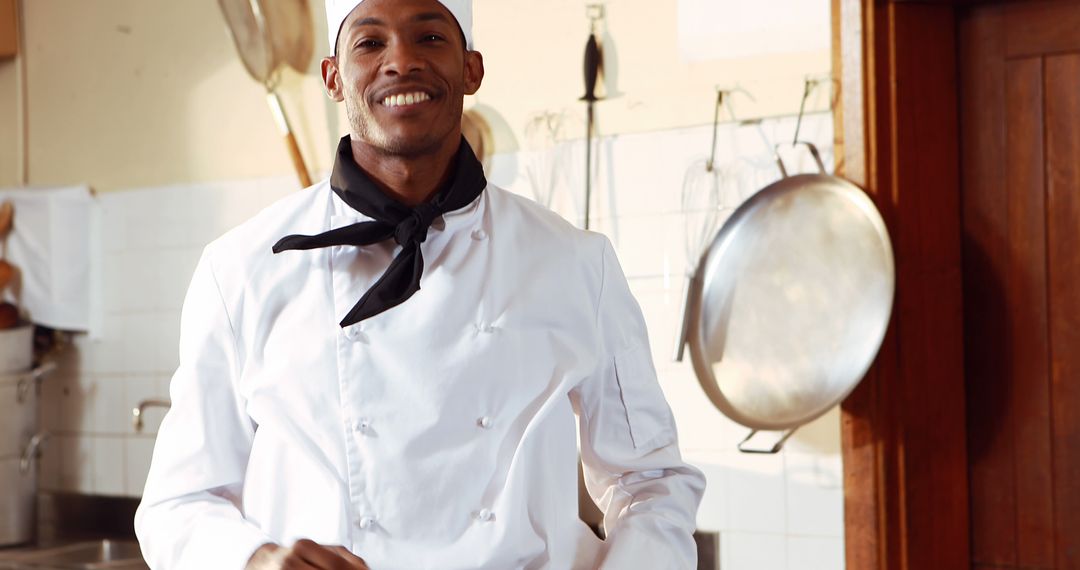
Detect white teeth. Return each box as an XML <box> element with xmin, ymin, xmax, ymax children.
<box><xmin>382</xmin><ymin>92</ymin><xmax>431</xmax><ymax>107</ymax></box>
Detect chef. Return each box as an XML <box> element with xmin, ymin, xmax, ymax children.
<box><xmin>134</xmin><ymin>0</ymin><xmax>705</xmax><ymax>568</ymax></box>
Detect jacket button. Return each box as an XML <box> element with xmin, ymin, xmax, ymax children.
<box><xmin>358</xmin><ymin>516</ymin><xmax>376</xmax><ymax>530</ymax></box>
<box><xmin>354</xmin><ymin>419</ymin><xmax>371</xmax><ymax>434</ymax></box>
<box><xmin>476</xmin><ymin>508</ymin><xmax>494</xmax><ymax>522</ymax></box>
<box><xmin>477</xmin><ymin>416</ymin><xmax>492</xmax><ymax>429</ymax></box>
<box><xmin>471</xmin><ymin>228</ymin><xmax>488</xmax><ymax>240</ymax></box>
<box><xmin>343</xmin><ymin>326</ymin><xmax>365</xmax><ymax>342</ymax></box>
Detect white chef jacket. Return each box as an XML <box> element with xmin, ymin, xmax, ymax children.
<box><xmin>134</xmin><ymin>180</ymin><xmax>705</xmax><ymax>570</ymax></box>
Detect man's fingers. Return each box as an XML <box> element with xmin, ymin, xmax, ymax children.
<box><xmin>290</xmin><ymin>539</ymin><xmax>368</xmax><ymax>569</ymax></box>
<box><xmin>327</xmin><ymin>545</ymin><xmax>370</xmax><ymax>569</ymax></box>
<box><xmin>279</xmin><ymin>559</ymin><xmax>321</xmax><ymax>570</ymax></box>
<box><xmin>292</xmin><ymin>539</ymin><xmax>347</xmax><ymax>568</ymax></box>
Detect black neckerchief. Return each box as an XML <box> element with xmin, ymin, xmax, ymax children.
<box><xmin>272</xmin><ymin>135</ymin><xmax>487</xmax><ymax>327</ymax></box>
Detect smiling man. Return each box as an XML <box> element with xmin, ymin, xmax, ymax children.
<box><xmin>134</xmin><ymin>1</ymin><xmax>704</xmax><ymax>569</ymax></box>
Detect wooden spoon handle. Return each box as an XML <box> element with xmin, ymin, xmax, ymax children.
<box><xmin>0</xmin><ymin>201</ymin><xmax>14</xmax><ymax>239</ymax></box>
<box><xmin>266</xmin><ymin>91</ymin><xmax>313</xmax><ymax>188</ymax></box>
<box><xmin>0</xmin><ymin>260</ymin><xmax>14</xmax><ymax>290</ymax></box>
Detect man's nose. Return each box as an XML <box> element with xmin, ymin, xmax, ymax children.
<box><xmin>383</xmin><ymin>40</ymin><xmax>426</xmax><ymax>76</ymax></box>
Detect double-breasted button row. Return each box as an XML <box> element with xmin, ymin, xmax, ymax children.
<box><xmin>358</xmin><ymin>509</ymin><xmax>493</xmax><ymax>530</ymax></box>
<box><xmin>349</xmin><ymin>417</ymin><xmax>492</xmax><ymax>434</ymax></box>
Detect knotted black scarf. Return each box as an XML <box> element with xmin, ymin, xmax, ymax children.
<box><xmin>272</xmin><ymin>135</ymin><xmax>487</xmax><ymax>327</ymax></box>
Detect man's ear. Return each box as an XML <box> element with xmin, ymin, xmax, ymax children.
<box><xmin>321</xmin><ymin>56</ymin><xmax>345</xmax><ymax>102</ymax></box>
<box><xmin>463</xmin><ymin>51</ymin><xmax>485</xmax><ymax>96</ymax></box>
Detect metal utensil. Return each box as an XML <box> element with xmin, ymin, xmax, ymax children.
<box><xmin>132</xmin><ymin>399</ymin><xmax>171</xmax><ymax>433</ymax></box>
<box><xmin>218</xmin><ymin>0</ymin><xmax>314</xmax><ymax>188</ymax></box>
<box><xmin>579</xmin><ymin>5</ymin><xmax>605</xmax><ymax>230</ymax></box>
<box><xmin>685</xmin><ymin>141</ymin><xmax>894</xmax><ymax>453</ymax></box>
<box><xmin>673</xmin><ymin>91</ymin><xmax>733</xmax><ymax>361</ymax></box>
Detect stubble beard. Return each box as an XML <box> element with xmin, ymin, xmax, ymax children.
<box><xmin>344</xmin><ymin>88</ymin><xmax>461</xmax><ymax>159</ymax></box>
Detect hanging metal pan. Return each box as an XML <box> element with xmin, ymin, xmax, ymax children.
<box><xmin>685</xmin><ymin>142</ymin><xmax>894</xmax><ymax>452</ymax></box>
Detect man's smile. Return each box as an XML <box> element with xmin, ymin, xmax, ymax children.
<box><xmin>381</xmin><ymin>91</ymin><xmax>432</xmax><ymax>108</ymax></box>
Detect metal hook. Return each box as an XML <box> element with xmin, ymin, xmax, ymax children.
<box><xmin>792</xmin><ymin>78</ymin><xmax>815</xmax><ymax>144</ymax></box>
<box><xmin>792</xmin><ymin>73</ymin><xmax>832</xmax><ymax>144</ymax></box>
<box><xmin>705</xmin><ymin>86</ymin><xmax>756</xmax><ymax>173</ymax></box>
<box><xmin>705</xmin><ymin>91</ymin><xmax>726</xmax><ymax>173</ymax></box>
<box><xmin>586</xmin><ymin>4</ymin><xmax>604</xmax><ymax>32</ymax></box>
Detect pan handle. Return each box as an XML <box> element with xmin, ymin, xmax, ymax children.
<box><xmin>774</xmin><ymin>141</ymin><xmax>826</xmax><ymax>178</ymax></box>
<box><xmin>736</xmin><ymin>427</ymin><xmax>799</xmax><ymax>454</ymax></box>
<box><xmin>672</xmin><ymin>271</ymin><xmax>698</xmax><ymax>362</ymax></box>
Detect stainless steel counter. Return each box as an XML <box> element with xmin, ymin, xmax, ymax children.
<box><xmin>0</xmin><ymin>539</ymin><xmax>146</xmax><ymax>569</ymax></box>
<box><xmin>0</xmin><ymin>494</ymin><xmax>146</xmax><ymax>570</ymax></box>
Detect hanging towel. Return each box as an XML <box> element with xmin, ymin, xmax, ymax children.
<box><xmin>0</xmin><ymin>186</ymin><xmax>96</xmax><ymax>332</ymax></box>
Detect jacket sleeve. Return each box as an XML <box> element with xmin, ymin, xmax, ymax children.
<box><xmin>134</xmin><ymin>248</ymin><xmax>274</xmax><ymax>570</ymax></box>
<box><xmin>572</xmin><ymin>237</ymin><xmax>706</xmax><ymax>570</ymax></box>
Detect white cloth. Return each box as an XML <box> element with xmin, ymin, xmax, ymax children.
<box><xmin>325</xmin><ymin>0</ymin><xmax>475</xmax><ymax>51</ymax></box>
<box><xmin>0</xmin><ymin>186</ymin><xmax>96</xmax><ymax>331</ymax></box>
<box><xmin>134</xmin><ymin>181</ymin><xmax>704</xmax><ymax>570</ymax></box>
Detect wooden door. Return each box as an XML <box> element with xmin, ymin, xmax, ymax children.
<box><xmin>833</xmin><ymin>1</ymin><xmax>971</xmax><ymax>568</ymax></box>
<box><xmin>960</xmin><ymin>2</ymin><xmax>1080</xmax><ymax>568</ymax></box>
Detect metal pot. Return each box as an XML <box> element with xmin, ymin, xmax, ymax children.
<box><xmin>0</xmin><ymin>363</ymin><xmax>54</xmax><ymax>546</ymax></box>
<box><xmin>0</xmin><ymin>453</ymin><xmax>37</xmax><ymax>546</ymax></box>
<box><xmin>0</xmin><ymin>324</ymin><xmax>33</xmax><ymax>374</ymax></box>
<box><xmin>0</xmin><ymin>366</ymin><xmax>44</xmax><ymax>458</ymax></box>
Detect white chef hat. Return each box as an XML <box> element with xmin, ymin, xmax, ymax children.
<box><xmin>326</xmin><ymin>0</ymin><xmax>474</xmax><ymax>53</ymax></box>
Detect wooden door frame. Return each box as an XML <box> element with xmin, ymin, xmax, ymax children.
<box><xmin>834</xmin><ymin>1</ymin><xmax>971</xmax><ymax>568</ymax></box>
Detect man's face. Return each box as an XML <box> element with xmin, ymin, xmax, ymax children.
<box><xmin>321</xmin><ymin>0</ymin><xmax>484</xmax><ymax>158</ymax></box>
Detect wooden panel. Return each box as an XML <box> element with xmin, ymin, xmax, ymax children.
<box><xmin>959</xmin><ymin>5</ymin><xmax>1016</xmax><ymax>565</ymax></box>
<box><xmin>1005</xmin><ymin>0</ymin><xmax>1080</xmax><ymax>58</ymax></box>
<box><xmin>0</xmin><ymin>0</ymin><xmax>16</xmax><ymax>59</ymax></box>
<box><xmin>890</xmin><ymin>9</ymin><xmax>969</xmax><ymax>570</ymax></box>
<box><xmin>844</xmin><ymin>0</ymin><xmax>1080</xmax><ymax>568</ymax></box>
<box><xmin>837</xmin><ymin>2</ymin><xmax>970</xmax><ymax>568</ymax></box>
<box><xmin>1004</xmin><ymin>57</ymin><xmax>1055</xmax><ymax>569</ymax></box>
<box><xmin>892</xmin><ymin>5</ymin><xmax>964</xmax><ymax>272</ymax></box>
<box><xmin>834</xmin><ymin>0</ymin><xmax>867</xmax><ymax>187</ymax></box>
<box><xmin>835</xmin><ymin>4</ymin><xmax>881</xmax><ymax>569</ymax></box>
<box><xmin>1045</xmin><ymin>52</ymin><xmax>1080</xmax><ymax>570</ymax></box>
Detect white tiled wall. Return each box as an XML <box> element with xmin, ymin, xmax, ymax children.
<box><xmin>38</xmin><ymin>178</ymin><xmax>297</xmax><ymax>497</ymax></box>
<box><xmin>38</xmin><ymin>112</ymin><xmax>843</xmax><ymax>569</ymax></box>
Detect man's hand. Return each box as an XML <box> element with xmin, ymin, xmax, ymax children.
<box><xmin>245</xmin><ymin>539</ymin><xmax>369</xmax><ymax>570</ymax></box>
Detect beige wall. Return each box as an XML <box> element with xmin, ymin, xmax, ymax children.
<box><xmin>0</xmin><ymin>60</ymin><xmax>17</xmax><ymax>187</ymax></box>
<box><xmin>0</xmin><ymin>0</ymin><xmax>829</xmax><ymax>193</ymax></box>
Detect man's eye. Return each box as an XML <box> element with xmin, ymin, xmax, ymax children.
<box><xmin>355</xmin><ymin>39</ymin><xmax>383</xmax><ymax>49</ymax></box>
<box><xmin>422</xmin><ymin>34</ymin><xmax>445</xmax><ymax>42</ymax></box>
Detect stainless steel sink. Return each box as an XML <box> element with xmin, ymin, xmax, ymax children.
<box><xmin>0</xmin><ymin>540</ymin><xmax>147</xmax><ymax>569</ymax></box>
